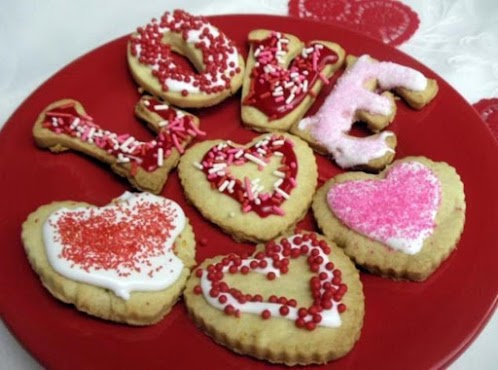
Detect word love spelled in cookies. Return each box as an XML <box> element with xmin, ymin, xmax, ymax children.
<box><xmin>184</xmin><ymin>232</ymin><xmax>364</xmax><ymax>366</ymax></box>
<box><xmin>128</xmin><ymin>9</ymin><xmax>245</xmax><ymax>108</ymax></box>
<box><xmin>178</xmin><ymin>133</ymin><xmax>317</xmax><ymax>242</ymax></box>
<box><xmin>22</xmin><ymin>192</ymin><xmax>196</xmax><ymax>325</ymax></box>
<box><xmin>33</xmin><ymin>97</ymin><xmax>203</xmax><ymax>194</ymax></box>
<box><xmin>313</xmin><ymin>157</ymin><xmax>466</xmax><ymax>281</ymax></box>
<box><xmin>296</xmin><ymin>55</ymin><xmax>438</xmax><ymax>171</ymax></box>
<box><xmin>241</xmin><ymin>29</ymin><xmax>345</xmax><ymax>133</ymax></box>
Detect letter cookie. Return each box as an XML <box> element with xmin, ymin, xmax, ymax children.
<box><xmin>128</xmin><ymin>9</ymin><xmax>245</xmax><ymax>108</ymax></box>
<box><xmin>295</xmin><ymin>55</ymin><xmax>438</xmax><ymax>171</ymax></box>
<box><xmin>178</xmin><ymin>133</ymin><xmax>317</xmax><ymax>242</ymax></box>
<box><xmin>33</xmin><ymin>96</ymin><xmax>204</xmax><ymax>194</ymax></box>
<box><xmin>184</xmin><ymin>232</ymin><xmax>364</xmax><ymax>365</ymax></box>
<box><xmin>22</xmin><ymin>192</ymin><xmax>196</xmax><ymax>325</ymax></box>
<box><xmin>241</xmin><ymin>29</ymin><xmax>345</xmax><ymax>133</ymax></box>
<box><xmin>312</xmin><ymin>157</ymin><xmax>466</xmax><ymax>280</ymax></box>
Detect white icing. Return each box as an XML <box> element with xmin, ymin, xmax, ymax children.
<box><xmin>200</xmin><ymin>234</ymin><xmax>342</xmax><ymax>328</ymax></box>
<box><xmin>43</xmin><ymin>192</ymin><xmax>186</xmax><ymax>300</ymax></box>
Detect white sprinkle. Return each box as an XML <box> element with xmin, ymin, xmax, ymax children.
<box><xmin>254</xmin><ymin>198</ymin><xmax>261</xmax><ymax>205</ymax></box>
<box><xmin>154</xmin><ymin>104</ymin><xmax>169</xmax><ymax>110</ymax></box>
<box><xmin>272</xmin><ymin>90</ymin><xmax>284</xmax><ymax>97</ymax></box>
<box><xmin>51</xmin><ymin>117</ymin><xmax>58</xmax><ymax>127</ymax></box>
<box><xmin>121</xmin><ymin>137</ymin><xmax>135</xmax><ymax>149</ymax></box>
<box><xmin>176</xmin><ymin>111</ymin><xmax>185</xmax><ymax>118</ymax></box>
<box><xmin>157</xmin><ymin>148</ymin><xmax>164</xmax><ymax>167</ymax></box>
<box><xmin>117</xmin><ymin>153</ymin><xmax>130</xmax><ymax>163</ymax></box>
<box><xmin>217</xmin><ymin>142</ymin><xmax>227</xmax><ymax>150</ymax></box>
<box><xmin>234</xmin><ymin>149</ymin><xmax>244</xmax><ymax>159</ymax></box>
<box><xmin>193</xmin><ymin>162</ymin><xmax>203</xmax><ymax>170</ymax></box>
<box><xmin>88</xmin><ymin>127</ymin><xmax>96</xmax><ymax>139</ymax></box>
<box><xmin>276</xmin><ymin>187</ymin><xmax>290</xmax><ymax>199</ymax></box>
<box><xmin>143</xmin><ymin>99</ymin><xmax>150</xmax><ymax>106</ymax></box>
<box><xmin>208</xmin><ymin>163</ymin><xmax>227</xmax><ymax>174</ymax></box>
<box><xmin>244</xmin><ymin>153</ymin><xmax>267</xmax><ymax>167</ymax></box>
<box><xmin>284</xmin><ymin>81</ymin><xmax>294</xmax><ymax>89</ymax></box>
<box><xmin>303</xmin><ymin>80</ymin><xmax>309</xmax><ymax>92</ymax></box>
<box><xmin>227</xmin><ymin>180</ymin><xmax>236</xmax><ymax>193</ymax></box>
<box><xmin>274</xmin><ymin>151</ymin><xmax>284</xmax><ymax>157</ymax></box>
<box><xmin>70</xmin><ymin>117</ymin><xmax>80</xmax><ymax>129</ymax></box>
<box><xmin>257</xmin><ymin>148</ymin><xmax>267</xmax><ymax>155</ymax></box>
<box><xmin>218</xmin><ymin>180</ymin><xmax>230</xmax><ymax>192</ymax></box>
<box><xmin>285</xmin><ymin>93</ymin><xmax>296</xmax><ymax>105</ymax></box>
<box><xmin>272</xmin><ymin>140</ymin><xmax>285</xmax><ymax>146</ymax></box>
<box><xmin>158</xmin><ymin>120</ymin><xmax>169</xmax><ymax>127</ymax></box>
<box><xmin>273</xmin><ymin>170</ymin><xmax>286</xmax><ymax>178</ymax></box>
<box><xmin>273</xmin><ymin>178</ymin><xmax>284</xmax><ymax>188</ymax></box>
<box><xmin>280</xmin><ymin>38</ymin><xmax>289</xmax><ymax>44</ymax></box>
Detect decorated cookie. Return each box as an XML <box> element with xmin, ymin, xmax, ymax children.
<box><xmin>128</xmin><ymin>9</ymin><xmax>245</xmax><ymax>108</ymax></box>
<box><xmin>177</xmin><ymin>133</ymin><xmax>317</xmax><ymax>242</ymax></box>
<box><xmin>22</xmin><ymin>192</ymin><xmax>196</xmax><ymax>325</ymax></box>
<box><xmin>184</xmin><ymin>232</ymin><xmax>364</xmax><ymax>365</ymax></box>
<box><xmin>241</xmin><ymin>29</ymin><xmax>345</xmax><ymax>133</ymax></box>
<box><xmin>313</xmin><ymin>157</ymin><xmax>466</xmax><ymax>281</ymax></box>
<box><xmin>33</xmin><ymin>97</ymin><xmax>204</xmax><ymax>194</ymax></box>
<box><xmin>294</xmin><ymin>55</ymin><xmax>438</xmax><ymax>171</ymax></box>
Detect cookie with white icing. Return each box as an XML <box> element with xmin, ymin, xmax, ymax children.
<box><xmin>22</xmin><ymin>192</ymin><xmax>196</xmax><ymax>325</ymax></box>
<box><xmin>313</xmin><ymin>157</ymin><xmax>465</xmax><ymax>281</ymax></box>
<box><xmin>33</xmin><ymin>97</ymin><xmax>203</xmax><ymax>194</ymax></box>
<box><xmin>292</xmin><ymin>55</ymin><xmax>438</xmax><ymax>171</ymax></box>
<box><xmin>241</xmin><ymin>29</ymin><xmax>345</xmax><ymax>133</ymax></box>
<box><xmin>177</xmin><ymin>133</ymin><xmax>317</xmax><ymax>242</ymax></box>
<box><xmin>184</xmin><ymin>231</ymin><xmax>364</xmax><ymax>365</ymax></box>
<box><xmin>128</xmin><ymin>9</ymin><xmax>245</xmax><ymax>108</ymax></box>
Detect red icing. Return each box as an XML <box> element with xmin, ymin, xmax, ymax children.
<box><xmin>194</xmin><ymin>232</ymin><xmax>347</xmax><ymax>331</ymax></box>
<box><xmin>53</xmin><ymin>198</ymin><xmax>178</xmax><ymax>276</ymax></box>
<box><xmin>473</xmin><ymin>98</ymin><xmax>498</xmax><ymax>142</ymax></box>
<box><xmin>288</xmin><ymin>0</ymin><xmax>419</xmax><ymax>46</ymax></box>
<box><xmin>199</xmin><ymin>135</ymin><xmax>298</xmax><ymax>217</ymax></box>
<box><xmin>129</xmin><ymin>9</ymin><xmax>241</xmax><ymax>96</ymax></box>
<box><xmin>244</xmin><ymin>33</ymin><xmax>338</xmax><ymax>120</ymax></box>
<box><xmin>42</xmin><ymin>98</ymin><xmax>204</xmax><ymax>172</ymax></box>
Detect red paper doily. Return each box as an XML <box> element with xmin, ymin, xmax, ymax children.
<box><xmin>473</xmin><ymin>98</ymin><xmax>498</xmax><ymax>141</ymax></box>
<box><xmin>288</xmin><ymin>0</ymin><xmax>419</xmax><ymax>46</ymax></box>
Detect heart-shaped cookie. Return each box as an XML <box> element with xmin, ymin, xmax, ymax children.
<box><xmin>184</xmin><ymin>232</ymin><xmax>364</xmax><ymax>365</ymax></box>
<box><xmin>178</xmin><ymin>133</ymin><xmax>318</xmax><ymax>242</ymax></box>
<box><xmin>313</xmin><ymin>157</ymin><xmax>466</xmax><ymax>280</ymax></box>
<box><xmin>22</xmin><ymin>192</ymin><xmax>196</xmax><ymax>325</ymax></box>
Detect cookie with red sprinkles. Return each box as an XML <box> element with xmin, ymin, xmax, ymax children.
<box><xmin>313</xmin><ymin>157</ymin><xmax>466</xmax><ymax>281</ymax></box>
<box><xmin>241</xmin><ymin>29</ymin><xmax>345</xmax><ymax>133</ymax></box>
<box><xmin>22</xmin><ymin>192</ymin><xmax>196</xmax><ymax>325</ymax></box>
<box><xmin>33</xmin><ymin>97</ymin><xmax>203</xmax><ymax>194</ymax></box>
<box><xmin>127</xmin><ymin>9</ymin><xmax>245</xmax><ymax>108</ymax></box>
<box><xmin>184</xmin><ymin>231</ymin><xmax>364</xmax><ymax>365</ymax></box>
<box><xmin>177</xmin><ymin>133</ymin><xmax>317</xmax><ymax>242</ymax></box>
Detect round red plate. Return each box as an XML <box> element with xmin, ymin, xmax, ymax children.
<box><xmin>0</xmin><ymin>15</ymin><xmax>497</xmax><ymax>370</ymax></box>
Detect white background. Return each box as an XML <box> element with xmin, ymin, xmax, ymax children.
<box><xmin>0</xmin><ymin>1</ymin><xmax>496</xmax><ymax>369</ymax></box>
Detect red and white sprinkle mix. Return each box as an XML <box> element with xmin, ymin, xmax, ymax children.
<box><xmin>244</xmin><ymin>32</ymin><xmax>338</xmax><ymax>120</ymax></box>
<box><xmin>193</xmin><ymin>233</ymin><xmax>347</xmax><ymax>330</ymax></box>
<box><xmin>196</xmin><ymin>135</ymin><xmax>298</xmax><ymax>217</ymax></box>
<box><xmin>129</xmin><ymin>9</ymin><xmax>241</xmax><ymax>96</ymax></box>
<box><xmin>42</xmin><ymin>98</ymin><xmax>205</xmax><ymax>173</ymax></box>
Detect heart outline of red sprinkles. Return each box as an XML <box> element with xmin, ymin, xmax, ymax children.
<box><xmin>194</xmin><ymin>135</ymin><xmax>298</xmax><ymax>217</ymax></box>
<box><xmin>192</xmin><ymin>233</ymin><xmax>347</xmax><ymax>331</ymax></box>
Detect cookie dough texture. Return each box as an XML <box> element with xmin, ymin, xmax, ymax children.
<box><xmin>22</xmin><ymin>200</ymin><xmax>196</xmax><ymax>325</ymax></box>
<box><xmin>313</xmin><ymin>156</ymin><xmax>466</xmax><ymax>281</ymax></box>
<box><xmin>178</xmin><ymin>133</ymin><xmax>318</xmax><ymax>243</ymax></box>
<box><xmin>184</xmin><ymin>234</ymin><xmax>364</xmax><ymax>365</ymax></box>
<box><xmin>241</xmin><ymin>29</ymin><xmax>345</xmax><ymax>133</ymax></box>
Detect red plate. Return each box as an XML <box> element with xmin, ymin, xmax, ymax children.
<box><xmin>0</xmin><ymin>14</ymin><xmax>497</xmax><ymax>370</ymax></box>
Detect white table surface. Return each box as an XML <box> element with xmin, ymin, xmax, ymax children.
<box><xmin>0</xmin><ymin>1</ymin><xmax>496</xmax><ymax>369</ymax></box>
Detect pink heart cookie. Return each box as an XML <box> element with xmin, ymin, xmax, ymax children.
<box><xmin>184</xmin><ymin>231</ymin><xmax>364</xmax><ymax>365</ymax></box>
<box><xmin>178</xmin><ymin>133</ymin><xmax>318</xmax><ymax>242</ymax></box>
<box><xmin>313</xmin><ymin>157</ymin><xmax>466</xmax><ymax>281</ymax></box>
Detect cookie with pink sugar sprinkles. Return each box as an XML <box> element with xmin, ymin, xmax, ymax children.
<box><xmin>312</xmin><ymin>157</ymin><xmax>466</xmax><ymax>281</ymax></box>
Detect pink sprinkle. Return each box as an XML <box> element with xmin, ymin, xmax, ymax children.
<box><xmin>275</xmin><ymin>96</ymin><xmax>284</xmax><ymax>103</ymax></box>
<box><xmin>188</xmin><ymin>121</ymin><xmax>206</xmax><ymax>136</ymax></box>
<box><xmin>80</xmin><ymin>127</ymin><xmax>90</xmax><ymax>141</ymax></box>
<box><xmin>227</xmin><ymin>154</ymin><xmax>234</xmax><ymax>165</ymax></box>
<box><xmin>242</xmin><ymin>205</ymin><xmax>252</xmax><ymax>213</ymax></box>
<box><xmin>172</xmin><ymin>134</ymin><xmax>184</xmax><ymax>154</ymax></box>
<box><xmin>319</xmin><ymin>72</ymin><xmax>329</xmax><ymax>84</ymax></box>
<box><xmin>272</xmin><ymin>206</ymin><xmax>285</xmax><ymax>216</ymax></box>
<box><xmin>234</xmin><ymin>159</ymin><xmax>245</xmax><ymax>165</ymax></box>
<box><xmin>289</xmin><ymin>177</ymin><xmax>297</xmax><ymax>188</ymax></box>
<box><xmin>244</xmin><ymin>177</ymin><xmax>254</xmax><ymax>201</ymax></box>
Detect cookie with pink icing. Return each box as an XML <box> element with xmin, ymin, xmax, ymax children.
<box><xmin>292</xmin><ymin>55</ymin><xmax>438</xmax><ymax>171</ymax></box>
<box><xmin>312</xmin><ymin>157</ymin><xmax>465</xmax><ymax>281</ymax></box>
<box><xmin>33</xmin><ymin>96</ymin><xmax>204</xmax><ymax>194</ymax></box>
<box><xmin>184</xmin><ymin>231</ymin><xmax>364</xmax><ymax>365</ymax></box>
